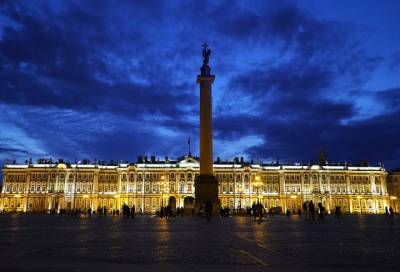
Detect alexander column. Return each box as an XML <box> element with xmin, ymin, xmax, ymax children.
<box><xmin>195</xmin><ymin>43</ymin><xmax>220</xmax><ymax>214</ymax></box>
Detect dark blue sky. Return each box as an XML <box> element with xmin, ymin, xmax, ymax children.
<box><xmin>0</xmin><ymin>0</ymin><xmax>399</xmax><ymax>168</ymax></box>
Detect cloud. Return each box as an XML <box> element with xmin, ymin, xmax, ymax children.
<box><xmin>0</xmin><ymin>0</ymin><xmax>398</xmax><ymax>169</ymax></box>
<box><xmin>389</xmin><ymin>51</ymin><xmax>400</xmax><ymax>70</ymax></box>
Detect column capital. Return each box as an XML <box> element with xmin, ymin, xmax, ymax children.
<box><xmin>197</xmin><ymin>75</ymin><xmax>215</xmax><ymax>84</ymax></box>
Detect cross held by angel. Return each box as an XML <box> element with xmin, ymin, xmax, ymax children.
<box><xmin>202</xmin><ymin>42</ymin><xmax>211</xmax><ymax>64</ymax></box>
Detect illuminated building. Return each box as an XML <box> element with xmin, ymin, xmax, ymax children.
<box><xmin>0</xmin><ymin>156</ymin><xmax>390</xmax><ymax>214</ymax></box>
<box><xmin>387</xmin><ymin>169</ymin><xmax>400</xmax><ymax>212</ymax></box>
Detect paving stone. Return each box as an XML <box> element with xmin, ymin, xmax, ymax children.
<box><xmin>0</xmin><ymin>214</ymin><xmax>399</xmax><ymax>271</ymax></box>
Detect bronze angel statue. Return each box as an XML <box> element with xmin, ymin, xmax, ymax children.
<box><xmin>202</xmin><ymin>43</ymin><xmax>211</xmax><ymax>64</ymax></box>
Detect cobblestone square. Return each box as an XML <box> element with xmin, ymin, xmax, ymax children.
<box><xmin>0</xmin><ymin>214</ymin><xmax>399</xmax><ymax>272</ymax></box>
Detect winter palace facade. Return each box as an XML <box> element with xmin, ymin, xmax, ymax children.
<box><xmin>0</xmin><ymin>156</ymin><xmax>389</xmax><ymax>214</ymax></box>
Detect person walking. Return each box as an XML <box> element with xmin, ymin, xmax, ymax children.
<box><xmin>251</xmin><ymin>202</ymin><xmax>257</xmax><ymax>221</ymax></box>
<box><xmin>302</xmin><ymin>201</ymin><xmax>309</xmax><ymax>221</ymax></box>
<box><xmin>317</xmin><ymin>202</ymin><xmax>325</xmax><ymax>221</ymax></box>
<box><xmin>205</xmin><ymin>199</ymin><xmax>213</xmax><ymax>222</ymax></box>
<box><xmin>308</xmin><ymin>200</ymin><xmax>315</xmax><ymax>222</ymax></box>
<box><xmin>131</xmin><ymin>205</ymin><xmax>136</xmax><ymax>219</ymax></box>
<box><xmin>334</xmin><ymin>206</ymin><xmax>339</xmax><ymax>219</ymax></box>
<box><xmin>389</xmin><ymin>206</ymin><xmax>394</xmax><ymax>217</ymax></box>
<box><xmin>165</xmin><ymin>204</ymin><xmax>171</xmax><ymax>220</ymax></box>
<box><xmin>257</xmin><ymin>202</ymin><xmax>264</xmax><ymax>223</ymax></box>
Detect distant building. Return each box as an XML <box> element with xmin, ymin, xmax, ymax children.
<box><xmin>0</xmin><ymin>156</ymin><xmax>390</xmax><ymax>214</ymax></box>
<box><xmin>387</xmin><ymin>169</ymin><xmax>400</xmax><ymax>213</ymax></box>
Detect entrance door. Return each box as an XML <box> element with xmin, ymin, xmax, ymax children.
<box><xmin>184</xmin><ymin>196</ymin><xmax>194</xmax><ymax>210</ymax></box>
<box><xmin>168</xmin><ymin>196</ymin><xmax>176</xmax><ymax>212</ymax></box>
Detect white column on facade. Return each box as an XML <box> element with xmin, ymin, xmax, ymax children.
<box><xmin>25</xmin><ymin>172</ymin><xmax>31</xmax><ymax>212</ymax></box>
<box><xmin>300</xmin><ymin>172</ymin><xmax>305</xmax><ymax>202</ymax></box>
<box><xmin>233</xmin><ymin>170</ymin><xmax>236</xmax><ymax>209</ymax></box>
<box><xmin>280</xmin><ymin>171</ymin><xmax>286</xmax><ymax>211</ymax></box>
<box><xmin>346</xmin><ymin>173</ymin><xmax>351</xmax><ymax>194</ymax></box>
<box><xmin>47</xmin><ymin>170</ymin><xmax>51</xmax><ymax>210</ymax></box>
<box><xmin>142</xmin><ymin>172</ymin><xmax>145</xmax><ymax>212</ymax></box>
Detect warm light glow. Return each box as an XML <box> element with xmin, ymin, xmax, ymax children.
<box><xmin>253</xmin><ymin>175</ymin><xmax>263</xmax><ymax>187</ymax></box>
<box><xmin>159</xmin><ymin>175</ymin><xmax>167</xmax><ymax>190</ymax></box>
<box><xmin>0</xmin><ymin>158</ymin><xmax>389</xmax><ymax>214</ymax></box>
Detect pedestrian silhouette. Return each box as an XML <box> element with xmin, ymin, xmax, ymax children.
<box><xmin>205</xmin><ymin>199</ymin><xmax>213</xmax><ymax>222</ymax></box>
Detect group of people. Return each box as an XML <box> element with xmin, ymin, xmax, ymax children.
<box><xmin>385</xmin><ymin>206</ymin><xmax>395</xmax><ymax>217</ymax></box>
<box><xmin>244</xmin><ymin>202</ymin><xmax>266</xmax><ymax>222</ymax></box>
<box><xmin>334</xmin><ymin>206</ymin><xmax>343</xmax><ymax>219</ymax></box>
<box><xmin>6</xmin><ymin>201</ymin><xmax>397</xmax><ymax>220</ymax></box>
<box><xmin>95</xmin><ymin>205</ymin><xmax>143</xmax><ymax>218</ymax></box>
<box><xmin>176</xmin><ymin>207</ymin><xmax>186</xmax><ymax>217</ymax></box>
<box><xmin>159</xmin><ymin>205</ymin><xmax>173</xmax><ymax>219</ymax></box>
<box><xmin>220</xmin><ymin>206</ymin><xmax>231</xmax><ymax>218</ymax></box>
<box><xmin>121</xmin><ymin>204</ymin><xmax>136</xmax><ymax>218</ymax></box>
<box><xmin>301</xmin><ymin>200</ymin><xmax>326</xmax><ymax>222</ymax></box>
<box><xmin>196</xmin><ymin>199</ymin><xmax>214</xmax><ymax>221</ymax></box>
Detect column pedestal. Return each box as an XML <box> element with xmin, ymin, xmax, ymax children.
<box><xmin>195</xmin><ymin>175</ymin><xmax>220</xmax><ymax>215</ymax></box>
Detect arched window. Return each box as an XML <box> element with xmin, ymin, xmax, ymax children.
<box><xmin>312</xmin><ymin>175</ymin><xmax>317</xmax><ymax>182</ymax></box>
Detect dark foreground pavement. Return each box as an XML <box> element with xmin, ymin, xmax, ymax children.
<box><xmin>0</xmin><ymin>214</ymin><xmax>399</xmax><ymax>272</ymax></box>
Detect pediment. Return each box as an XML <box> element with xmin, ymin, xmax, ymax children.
<box><xmin>178</xmin><ymin>156</ymin><xmax>199</xmax><ymax>167</ymax></box>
